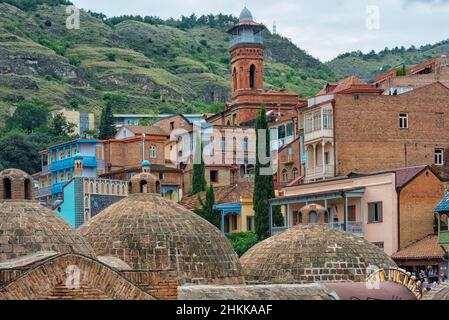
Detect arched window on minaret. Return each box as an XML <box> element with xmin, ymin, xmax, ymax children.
<box><xmin>3</xmin><ymin>178</ymin><xmax>12</xmax><ymax>199</ymax></box>
<box><xmin>249</xmin><ymin>64</ymin><xmax>256</xmax><ymax>89</ymax></box>
<box><xmin>24</xmin><ymin>178</ymin><xmax>32</xmax><ymax>200</ymax></box>
<box><xmin>232</xmin><ymin>67</ymin><xmax>237</xmax><ymax>92</ymax></box>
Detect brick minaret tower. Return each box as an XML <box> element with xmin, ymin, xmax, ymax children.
<box><xmin>228</xmin><ymin>7</ymin><xmax>266</xmax><ymax>96</ymax></box>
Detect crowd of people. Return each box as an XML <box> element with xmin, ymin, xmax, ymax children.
<box><xmin>414</xmin><ymin>267</ymin><xmax>448</xmax><ymax>292</ymax></box>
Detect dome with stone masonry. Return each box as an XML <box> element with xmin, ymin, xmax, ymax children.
<box><xmin>240</xmin><ymin>224</ymin><xmax>397</xmax><ymax>284</ymax></box>
<box><xmin>0</xmin><ymin>169</ymin><xmax>95</xmax><ymax>262</ymax></box>
<box><xmin>239</xmin><ymin>6</ymin><xmax>254</xmax><ymax>22</ymax></box>
<box><xmin>78</xmin><ymin>172</ymin><xmax>245</xmax><ymax>285</ymax></box>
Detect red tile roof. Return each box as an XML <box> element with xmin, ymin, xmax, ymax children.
<box><xmin>180</xmin><ymin>179</ymin><xmax>254</xmax><ymax>210</ymax></box>
<box><xmin>392</xmin><ymin>235</ymin><xmax>446</xmax><ymax>261</ymax></box>
<box><xmin>121</xmin><ymin>125</ymin><xmax>169</xmax><ymax>137</ymax></box>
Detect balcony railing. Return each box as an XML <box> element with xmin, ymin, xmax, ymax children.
<box><xmin>304</xmin><ymin>128</ymin><xmax>334</xmax><ymax>143</ymax></box>
<box><xmin>229</xmin><ymin>35</ymin><xmax>263</xmax><ymax>47</ymax></box>
<box><xmin>329</xmin><ymin>222</ymin><xmax>364</xmax><ymax>237</ymax></box>
<box><xmin>35</xmin><ymin>186</ymin><xmax>52</xmax><ymax>198</ymax></box>
<box><xmin>41</xmin><ymin>165</ymin><xmax>50</xmax><ymax>174</ymax></box>
<box><xmin>50</xmin><ymin>156</ymin><xmax>97</xmax><ymax>171</ymax></box>
<box><xmin>51</xmin><ymin>182</ymin><xmax>66</xmax><ymax>194</ymax></box>
<box><xmin>305</xmin><ymin>165</ymin><xmax>334</xmax><ymax>181</ymax></box>
<box><xmin>439</xmin><ymin>230</ymin><xmax>449</xmax><ymax>246</ymax></box>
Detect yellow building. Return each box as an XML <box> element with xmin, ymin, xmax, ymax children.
<box><xmin>51</xmin><ymin>109</ymin><xmax>95</xmax><ymax>138</ymax></box>
<box><xmin>180</xmin><ymin>179</ymin><xmax>255</xmax><ymax>234</ymax></box>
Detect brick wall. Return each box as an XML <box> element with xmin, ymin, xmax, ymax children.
<box><xmin>278</xmin><ymin>138</ymin><xmax>302</xmax><ymax>188</ymax></box>
<box><xmin>334</xmin><ymin>83</ymin><xmax>449</xmax><ymax>177</ymax></box>
<box><xmin>154</xmin><ymin>115</ymin><xmax>193</xmax><ymax>135</ymax></box>
<box><xmin>122</xmin><ymin>270</ymin><xmax>178</xmax><ymax>300</ymax></box>
<box><xmin>399</xmin><ymin>169</ymin><xmax>446</xmax><ymax>249</ymax></box>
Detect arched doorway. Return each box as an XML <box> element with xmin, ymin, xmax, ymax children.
<box><xmin>140</xmin><ymin>180</ymin><xmax>148</xmax><ymax>193</ymax></box>
<box><xmin>309</xmin><ymin>211</ymin><xmax>318</xmax><ymax>223</ymax></box>
<box><xmin>24</xmin><ymin>179</ymin><xmax>32</xmax><ymax>200</ymax></box>
<box><xmin>3</xmin><ymin>178</ymin><xmax>12</xmax><ymax>199</ymax></box>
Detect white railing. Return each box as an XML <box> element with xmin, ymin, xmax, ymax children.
<box><xmin>305</xmin><ymin>165</ymin><xmax>334</xmax><ymax>181</ymax></box>
<box><xmin>229</xmin><ymin>35</ymin><xmax>263</xmax><ymax>47</ymax></box>
<box><xmin>304</xmin><ymin>128</ymin><xmax>334</xmax><ymax>144</ymax></box>
<box><xmin>329</xmin><ymin>222</ymin><xmax>364</xmax><ymax>237</ymax></box>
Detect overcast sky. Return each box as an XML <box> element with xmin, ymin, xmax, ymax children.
<box><xmin>71</xmin><ymin>0</ymin><xmax>449</xmax><ymax>62</ymax></box>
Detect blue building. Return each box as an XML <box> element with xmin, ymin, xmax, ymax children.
<box><xmin>35</xmin><ymin>139</ymin><xmax>105</xmax><ymax>205</ymax></box>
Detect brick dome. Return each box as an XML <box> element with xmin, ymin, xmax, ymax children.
<box><xmin>0</xmin><ymin>169</ymin><xmax>95</xmax><ymax>262</ymax></box>
<box><xmin>240</xmin><ymin>224</ymin><xmax>397</xmax><ymax>284</ymax></box>
<box><xmin>78</xmin><ymin>193</ymin><xmax>245</xmax><ymax>285</ymax></box>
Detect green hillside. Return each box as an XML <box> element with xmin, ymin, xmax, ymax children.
<box><xmin>327</xmin><ymin>40</ymin><xmax>449</xmax><ymax>82</ymax></box>
<box><xmin>0</xmin><ymin>1</ymin><xmax>336</xmax><ymax>122</ymax></box>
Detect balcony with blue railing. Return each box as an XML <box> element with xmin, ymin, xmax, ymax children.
<box><xmin>50</xmin><ymin>156</ymin><xmax>97</xmax><ymax>172</ymax></box>
<box><xmin>52</xmin><ymin>182</ymin><xmax>67</xmax><ymax>194</ymax></box>
<box><xmin>271</xmin><ymin>222</ymin><xmax>364</xmax><ymax>237</ymax></box>
<box><xmin>229</xmin><ymin>35</ymin><xmax>263</xmax><ymax>48</ymax></box>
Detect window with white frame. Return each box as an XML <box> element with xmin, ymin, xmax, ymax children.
<box><xmin>149</xmin><ymin>146</ymin><xmax>156</xmax><ymax>159</ymax></box>
<box><xmin>323</xmin><ymin>108</ymin><xmax>333</xmax><ymax>129</ymax></box>
<box><xmin>313</xmin><ymin>112</ymin><xmax>321</xmax><ymax>131</ymax></box>
<box><xmin>399</xmin><ymin>113</ymin><xmax>408</xmax><ymax>129</ymax></box>
<box><xmin>324</xmin><ymin>151</ymin><xmax>330</xmax><ymax>165</ymax></box>
<box><xmin>305</xmin><ymin>114</ymin><xmax>313</xmax><ymax>133</ymax></box>
<box><xmin>435</xmin><ymin>148</ymin><xmax>444</xmax><ymax>166</ymax></box>
<box><xmin>368</xmin><ymin>202</ymin><xmax>383</xmax><ymax>223</ymax></box>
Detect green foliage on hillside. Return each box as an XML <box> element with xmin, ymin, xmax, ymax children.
<box><xmin>0</xmin><ymin>1</ymin><xmax>336</xmax><ymax>124</ymax></box>
<box><xmin>327</xmin><ymin>40</ymin><xmax>449</xmax><ymax>81</ymax></box>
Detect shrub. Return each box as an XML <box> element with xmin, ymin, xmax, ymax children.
<box><xmin>106</xmin><ymin>52</ymin><xmax>117</xmax><ymax>61</ymax></box>
<box><xmin>228</xmin><ymin>232</ymin><xmax>259</xmax><ymax>257</ymax></box>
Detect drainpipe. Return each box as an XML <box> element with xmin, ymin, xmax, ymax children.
<box><xmin>142</xmin><ymin>134</ymin><xmax>146</xmax><ymax>162</ymax></box>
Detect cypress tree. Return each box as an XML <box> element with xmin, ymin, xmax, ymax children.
<box><xmin>191</xmin><ymin>135</ymin><xmax>206</xmax><ymax>195</ymax></box>
<box><xmin>99</xmin><ymin>102</ymin><xmax>117</xmax><ymax>140</ymax></box>
<box><xmin>253</xmin><ymin>107</ymin><xmax>283</xmax><ymax>240</ymax></box>
<box><xmin>195</xmin><ymin>185</ymin><xmax>220</xmax><ymax>228</ymax></box>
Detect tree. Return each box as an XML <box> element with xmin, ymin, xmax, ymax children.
<box><xmin>253</xmin><ymin>107</ymin><xmax>283</xmax><ymax>240</ymax></box>
<box><xmin>0</xmin><ymin>131</ymin><xmax>41</xmax><ymax>173</ymax></box>
<box><xmin>99</xmin><ymin>103</ymin><xmax>116</xmax><ymax>140</ymax></box>
<box><xmin>49</xmin><ymin>113</ymin><xmax>76</xmax><ymax>138</ymax></box>
<box><xmin>6</xmin><ymin>101</ymin><xmax>49</xmax><ymax>133</ymax></box>
<box><xmin>191</xmin><ymin>135</ymin><xmax>206</xmax><ymax>195</ymax></box>
<box><xmin>195</xmin><ymin>185</ymin><xmax>220</xmax><ymax>228</ymax></box>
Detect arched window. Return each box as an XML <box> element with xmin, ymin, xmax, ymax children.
<box><xmin>243</xmin><ymin>137</ymin><xmax>249</xmax><ymax>152</ymax></box>
<box><xmin>24</xmin><ymin>179</ymin><xmax>32</xmax><ymax>200</ymax></box>
<box><xmin>282</xmin><ymin>169</ymin><xmax>289</xmax><ymax>182</ymax></box>
<box><xmin>149</xmin><ymin>146</ymin><xmax>156</xmax><ymax>159</ymax></box>
<box><xmin>128</xmin><ymin>181</ymin><xmax>132</xmax><ymax>194</ymax></box>
<box><xmin>249</xmin><ymin>64</ymin><xmax>256</xmax><ymax>89</ymax></box>
<box><xmin>292</xmin><ymin>167</ymin><xmax>299</xmax><ymax>179</ymax></box>
<box><xmin>3</xmin><ymin>178</ymin><xmax>12</xmax><ymax>199</ymax></box>
<box><xmin>309</xmin><ymin>211</ymin><xmax>318</xmax><ymax>224</ymax></box>
<box><xmin>156</xmin><ymin>181</ymin><xmax>161</xmax><ymax>194</ymax></box>
<box><xmin>232</xmin><ymin>67</ymin><xmax>237</xmax><ymax>91</ymax></box>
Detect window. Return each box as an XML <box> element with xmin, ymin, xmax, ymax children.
<box><xmin>348</xmin><ymin>205</ymin><xmax>356</xmax><ymax>222</ymax></box>
<box><xmin>243</xmin><ymin>137</ymin><xmax>249</xmax><ymax>153</ymax></box>
<box><xmin>399</xmin><ymin>113</ymin><xmax>408</xmax><ymax>129</ymax></box>
<box><xmin>368</xmin><ymin>202</ymin><xmax>383</xmax><ymax>223</ymax></box>
<box><xmin>210</xmin><ymin>170</ymin><xmax>218</xmax><ymax>183</ymax></box>
<box><xmin>435</xmin><ymin>149</ymin><xmax>444</xmax><ymax>166</ymax></box>
<box><xmin>292</xmin><ymin>167</ymin><xmax>299</xmax><ymax>179</ymax></box>
<box><xmin>221</xmin><ymin>138</ymin><xmax>226</xmax><ymax>152</ymax></box>
<box><xmin>159</xmin><ymin>173</ymin><xmax>164</xmax><ymax>180</ymax></box>
<box><xmin>286</xmin><ymin>123</ymin><xmax>294</xmax><ymax>137</ymax></box>
<box><xmin>436</xmin><ymin>113</ymin><xmax>444</xmax><ymax>128</ymax></box>
<box><xmin>305</xmin><ymin>114</ymin><xmax>313</xmax><ymax>133</ymax></box>
<box><xmin>288</xmin><ymin>147</ymin><xmax>293</xmax><ymax>156</ymax></box>
<box><xmin>249</xmin><ymin>64</ymin><xmax>256</xmax><ymax>89</ymax></box>
<box><xmin>247</xmin><ymin>216</ymin><xmax>254</xmax><ymax>232</ymax></box>
<box><xmin>232</xmin><ymin>215</ymin><xmax>238</xmax><ymax>230</ymax></box>
<box><xmin>149</xmin><ymin>146</ymin><xmax>156</xmax><ymax>159</ymax></box>
<box><xmin>282</xmin><ymin>169</ymin><xmax>289</xmax><ymax>182</ymax></box>
<box><xmin>313</xmin><ymin>112</ymin><xmax>321</xmax><ymax>131</ymax></box>
<box><xmin>323</xmin><ymin>108</ymin><xmax>333</xmax><ymax>129</ymax></box>
<box><xmin>170</xmin><ymin>122</ymin><xmax>175</xmax><ymax>130</ymax></box>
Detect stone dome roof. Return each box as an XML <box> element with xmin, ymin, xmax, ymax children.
<box><xmin>78</xmin><ymin>193</ymin><xmax>245</xmax><ymax>285</ymax></box>
<box><xmin>240</xmin><ymin>224</ymin><xmax>397</xmax><ymax>284</ymax></box>
<box><xmin>0</xmin><ymin>170</ymin><xmax>95</xmax><ymax>262</ymax></box>
<box><xmin>239</xmin><ymin>6</ymin><xmax>254</xmax><ymax>22</ymax></box>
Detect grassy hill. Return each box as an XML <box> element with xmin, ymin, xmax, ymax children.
<box><xmin>327</xmin><ymin>40</ymin><xmax>449</xmax><ymax>82</ymax></box>
<box><xmin>0</xmin><ymin>2</ymin><xmax>336</xmax><ymax>122</ymax></box>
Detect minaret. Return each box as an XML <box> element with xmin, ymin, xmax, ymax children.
<box><xmin>273</xmin><ymin>20</ymin><xmax>277</xmax><ymax>35</ymax></box>
<box><xmin>74</xmin><ymin>153</ymin><xmax>84</xmax><ymax>178</ymax></box>
<box><xmin>142</xmin><ymin>160</ymin><xmax>151</xmax><ymax>174</ymax></box>
<box><xmin>227</xmin><ymin>7</ymin><xmax>266</xmax><ymax>96</ymax></box>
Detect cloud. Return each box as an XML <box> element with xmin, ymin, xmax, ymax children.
<box><xmin>71</xmin><ymin>0</ymin><xmax>449</xmax><ymax>61</ymax></box>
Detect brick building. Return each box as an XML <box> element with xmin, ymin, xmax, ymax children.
<box><xmin>375</xmin><ymin>56</ymin><xmax>449</xmax><ymax>93</ymax></box>
<box><xmin>300</xmin><ymin>76</ymin><xmax>449</xmax><ymax>182</ymax></box>
<box><xmin>205</xmin><ymin>7</ymin><xmax>302</xmax><ymax>127</ymax></box>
